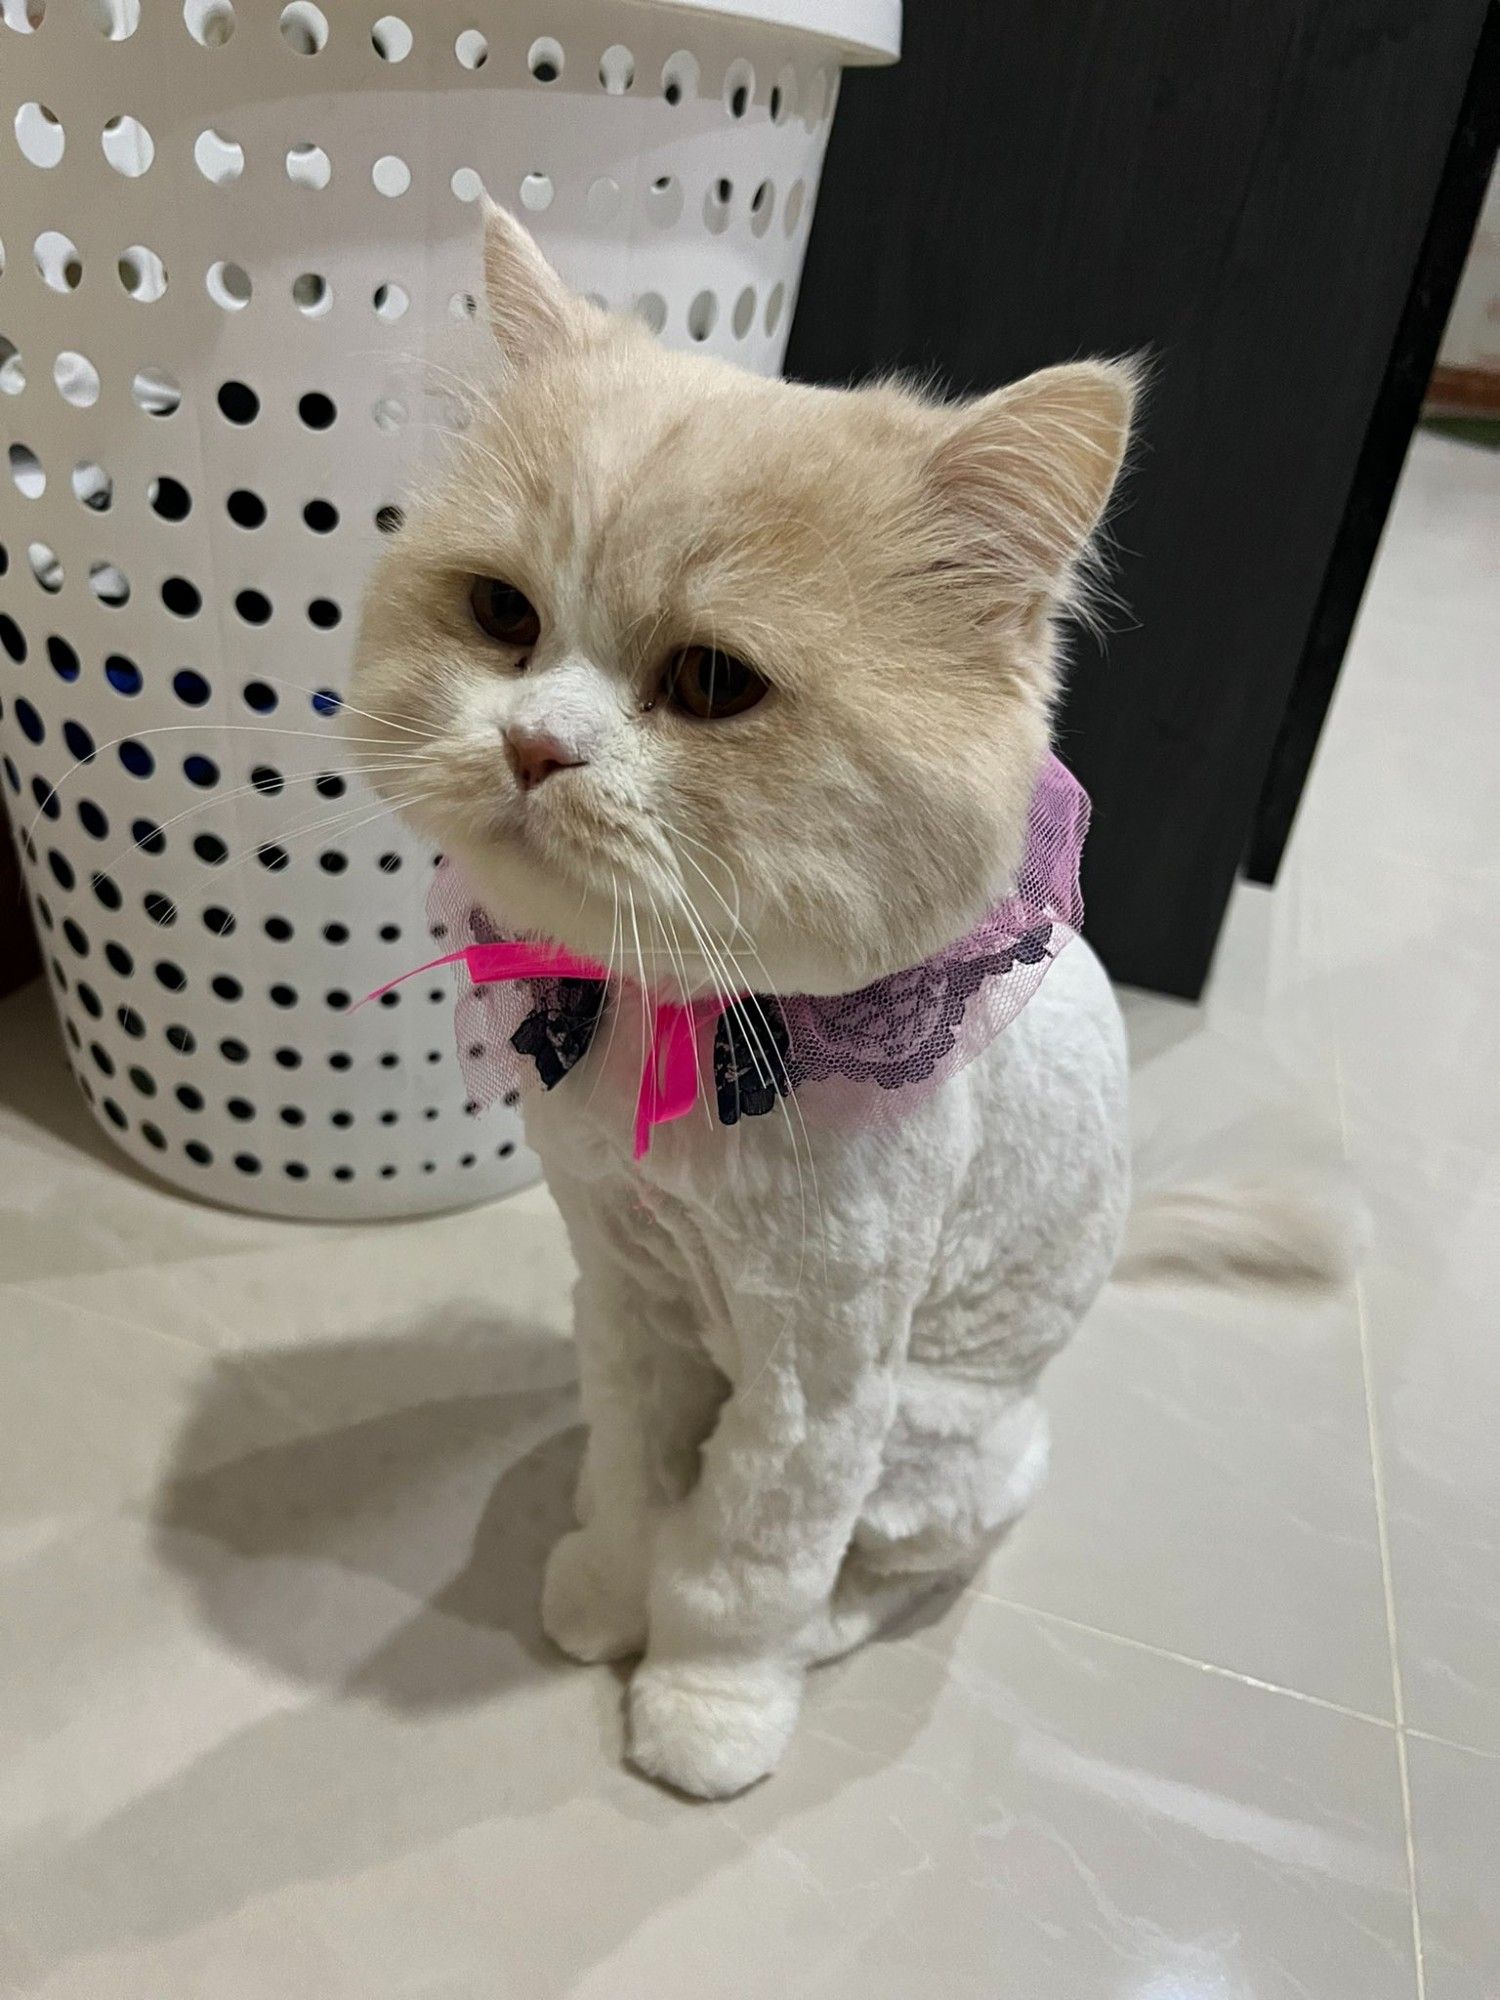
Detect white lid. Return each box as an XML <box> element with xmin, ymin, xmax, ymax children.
<box><xmin>634</xmin><ymin>0</ymin><xmax>900</xmax><ymax>63</ymax></box>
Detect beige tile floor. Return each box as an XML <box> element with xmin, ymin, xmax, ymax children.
<box><xmin>1</xmin><ymin>430</ymin><xmax>1496</xmax><ymax>1998</ymax></box>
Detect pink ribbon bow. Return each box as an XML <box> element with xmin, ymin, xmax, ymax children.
<box><xmin>359</xmin><ymin>942</ymin><xmax>728</xmax><ymax>1160</ymax></box>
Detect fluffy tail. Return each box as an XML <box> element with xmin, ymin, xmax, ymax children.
<box><xmin>1115</xmin><ymin>1171</ymin><xmax>1366</xmax><ymax>1293</ymax></box>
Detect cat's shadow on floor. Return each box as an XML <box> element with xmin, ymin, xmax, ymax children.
<box><xmin>153</xmin><ymin>1302</ymin><xmax>963</xmax><ymax>1716</ymax></box>
<box><xmin>152</xmin><ymin>1303</ymin><xmax>588</xmax><ymax>1712</ymax></box>
<box><xmin>0</xmin><ymin>1304</ymin><xmax>962</xmax><ymax>1977</ymax></box>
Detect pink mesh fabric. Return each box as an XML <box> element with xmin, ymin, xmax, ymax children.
<box><xmin>423</xmin><ymin>753</ymin><xmax>1090</xmax><ymax>1138</ymax></box>
<box><xmin>425</xmin><ymin>886</ymin><xmax>572</xmax><ymax>1118</ymax></box>
<box><xmin>776</xmin><ymin>752</ymin><xmax>1089</xmax><ymax>1115</ymax></box>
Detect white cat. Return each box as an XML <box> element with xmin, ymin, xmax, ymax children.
<box><xmin>351</xmin><ymin>207</ymin><xmax>1341</xmax><ymax>1798</ymax></box>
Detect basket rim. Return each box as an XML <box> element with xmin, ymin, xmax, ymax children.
<box><xmin>628</xmin><ymin>0</ymin><xmax>900</xmax><ymax>64</ymax></box>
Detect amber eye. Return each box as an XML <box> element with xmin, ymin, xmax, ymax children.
<box><xmin>663</xmin><ymin>645</ymin><xmax>769</xmax><ymax>721</ymax></box>
<box><xmin>469</xmin><ymin>576</ymin><xmax>541</xmax><ymax>649</ymax></box>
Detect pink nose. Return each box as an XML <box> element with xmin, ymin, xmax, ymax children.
<box><xmin>505</xmin><ymin>723</ymin><xmax>585</xmax><ymax>792</ymax></box>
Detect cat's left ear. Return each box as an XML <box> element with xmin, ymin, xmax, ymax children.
<box><xmin>481</xmin><ymin>198</ymin><xmax>583</xmax><ymax>369</ymax></box>
<box><xmin>925</xmin><ymin>359</ymin><xmax>1139</xmax><ymax>605</ymax></box>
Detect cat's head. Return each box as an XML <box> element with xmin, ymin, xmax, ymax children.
<box><xmin>350</xmin><ymin>205</ymin><xmax>1134</xmax><ymax>996</ymax></box>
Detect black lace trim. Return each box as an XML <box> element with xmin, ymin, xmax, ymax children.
<box><xmin>509</xmin><ymin>977</ymin><xmax>607</xmax><ymax>1091</ymax></box>
<box><xmin>788</xmin><ymin>921</ymin><xmax>1054</xmax><ymax>1094</ymax></box>
<box><xmin>713</xmin><ymin>996</ymin><xmax>791</xmax><ymax>1126</ymax></box>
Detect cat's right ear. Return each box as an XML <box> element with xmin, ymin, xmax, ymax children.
<box><xmin>481</xmin><ymin>199</ymin><xmax>579</xmax><ymax>368</ymax></box>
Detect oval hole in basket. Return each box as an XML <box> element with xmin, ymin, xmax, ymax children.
<box><xmin>194</xmin><ymin>127</ymin><xmax>243</xmax><ymax>183</ymax></box>
<box><xmin>101</xmin><ymin>113</ymin><xmax>154</xmax><ymax>177</ymax></box>
<box><xmin>206</xmin><ymin>260</ymin><xmax>252</xmax><ymax>311</ymax></box>
<box><xmin>286</xmin><ymin>141</ymin><xmax>331</xmax><ymax>190</ymax></box>
<box><xmin>149</xmin><ymin>475</ymin><xmax>191</xmax><ymax>521</ymax></box>
<box><xmin>85</xmin><ymin>0</ymin><xmax>140</xmax><ymax>38</ymax></box>
<box><xmin>704</xmin><ymin>179</ymin><xmax>732</xmax><ymax>235</ymax></box>
<box><xmin>371</xmin><ymin>13</ymin><xmax>410</xmax><ymax>61</ymax></box>
<box><xmin>645</xmin><ymin>174</ymin><xmax>682</xmax><ymax>227</ymax></box>
<box><xmin>89</xmin><ymin>560</ymin><xmax>131</xmax><ymax>608</ymax></box>
<box><xmin>118</xmin><ymin>244</ymin><xmax>168</xmax><ymax>302</ymax></box>
<box><xmin>372</xmin><ymin>154</ymin><xmax>411</xmax><ymax>198</ymax></box>
<box><xmin>599</xmin><ymin>43</ymin><xmax>634</xmax><ymax>94</ymax></box>
<box><xmin>587</xmin><ymin>176</ymin><xmax>622</xmax><ymax>222</ymax></box>
<box><xmin>293</xmin><ymin>271</ymin><xmax>331</xmax><ymax>315</ymax></box>
<box><xmin>74</xmin><ymin>460</ymin><xmax>114</xmax><ymax>511</ymax></box>
<box><xmin>55</xmin><ymin>351</ymin><xmax>100</xmax><ymax>407</ymax></box>
<box><xmin>33</xmin><ymin>229</ymin><xmax>81</xmax><ymax>292</ymax></box>
<box><xmin>133</xmin><ymin>367</ymin><xmax>182</xmax><ymax>417</ymax></box>
<box><xmin>184</xmin><ymin>0</ymin><xmax>234</xmax><ymax>47</ymax></box>
<box><xmin>279</xmin><ymin>2</ymin><xmax>326</xmax><ymax>55</ymax></box>
<box><xmin>633</xmin><ymin>292</ymin><xmax>667</xmax><ymax>337</ymax></box>
<box><xmin>15</xmin><ymin>102</ymin><xmax>65</xmax><ymax>169</ymax></box>
<box><xmin>8</xmin><ymin>443</ymin><xmax>44</xmax><ymax>499</ymax></box>
<box><xmin>527</xmin><ymin>36</ymin><xmax>562</xmax><ymax>83</ymax></box>
<box><xmin>724</xmin><ymin>59</ymin><xmax>755</xmax><ymax>119</ymax></box>
<box><xmin>662</xmin><ymin>50</ymin><xmax>698</xmax><ymax>104</ymax></box>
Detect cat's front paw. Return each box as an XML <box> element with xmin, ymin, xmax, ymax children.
<box><xmin>541</xmin><ymin>1529</ymin><xmax>647</xmax><ymax>1664</ymax></box>
<box><xmin>628</xmin><ymin>1658</ymin><xmax>804</xmax><ymax>1799</ymax></box>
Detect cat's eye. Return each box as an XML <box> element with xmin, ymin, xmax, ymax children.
<box><xmin>663</xmin><ymin>645</ymin><xmax>769</xmax><ymax>721</ymax></box>
<box><xmin>469</xmin><ymin>576</ymin><xmax>541</xmax><ymax>649</ymax></box>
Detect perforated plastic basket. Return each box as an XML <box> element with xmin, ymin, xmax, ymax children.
<box><xmin>0</xmin><ymin>0</ymin><xmax>898</xmax><ymax>1218</ymax></box>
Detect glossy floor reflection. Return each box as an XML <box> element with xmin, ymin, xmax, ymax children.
<box><xmin>1</xmin><ymin>432</ymin><xmax>1495</xmax><ymax>1997</ymax></box>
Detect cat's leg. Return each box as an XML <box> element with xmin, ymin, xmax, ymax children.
<box><xmin>808</xmin><ymin>1372</ymin><xmax>1051</xmax><ymax>1662</ymax></box>
<box><xmin>627</xmin><ymin>1291</ymin><xmax>908</xmax><ymax>1798</ymax></box>
<box><xmin>541</xmin><ymin>1201</ymin><xmax>726</xmax><ymax>1665</ymax></box>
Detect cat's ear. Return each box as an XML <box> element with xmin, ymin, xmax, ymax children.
<box><xmin>481</xmin><ymin>198</ymin><xmax>581</xmax><ymax>368</ymax></box>
<box><xmin>924</xmin><ymin>360</ymin><xmax>1138</xmax><ymax>607</ymax></box>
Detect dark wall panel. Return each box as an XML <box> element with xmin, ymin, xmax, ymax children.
<box><xmin>788</xmin><ymin>0</ymin><xmax>1493</xmax><ymax>996</ymax></box>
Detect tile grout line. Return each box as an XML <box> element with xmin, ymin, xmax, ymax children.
<box><xmin>1354</xmin><ymin>1256</ymin><xmax>1427</xmax><ymax>2000</ymax></box>
<box><xmin>971</xmin><ymin>1588</ymin><xmax>1395</xmax><ymax>1732</ymax></box>
<box><xmin>1328</xmin><ymin>961</ymin><xmax>1427</xmax><ymax>2000</ymax></box>
<box><xmin>1405</xmin><ymin>1726</ymin><xmax>1500</xmax><ymax>1766</ymax></box>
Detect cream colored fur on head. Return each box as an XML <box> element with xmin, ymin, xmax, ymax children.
<box><xmin>351</xmin><ymin>204</ymin><xmax>1134</xmax><ymax>994</ymax></box>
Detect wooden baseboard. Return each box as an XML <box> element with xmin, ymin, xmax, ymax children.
<box><xmin>1425</xmin><ymin>362</ymin><xmax>1500</xmax><ymax>416</ymax></box>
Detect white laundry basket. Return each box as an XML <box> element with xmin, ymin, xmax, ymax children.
<box><xmin>0</xmin><ymin>0</ymin><xmax>899</xmax><ymax>1219</ymax></box>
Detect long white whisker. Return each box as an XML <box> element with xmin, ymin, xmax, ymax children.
<box><xmin>651</xmin><ymin>892</ymin><xmax>718</xmax><ymax>1131</ymax></box>
<box><xmin>241</xmin><ymin>670</ymin><xmax>436</xmax><ymax>741</ymax></box>
<box><xmin>582</xmin><ymin>879</ymin><xmax>626</xmax><ymax>1116</ymax></box>
<box><xmin>671</xmin><ymin>840</ymin><xmax>745</xmax><ymax>940</ymax></box>
<box><xmin>667</xmin><ymin>883</ymin><xmax>827</xmax><ymax>1367</ymax></box>
<box><xmin>192</xmin><ymin>786</ymin><xmax>441</xmax><ymax>893</ymax></box>
<box><xmin>625</xmin><ymin>888</ymin><xmax>649</xmax><ymax>1131</ymax></box>
<box><xmin>86</xmin><ymin>758</ymin><xmax>438</xmax><ymax>879</ymax></box>
<box><xmin>21</xmin><ymin>726</ymin><xmax>436</xmax><ymax>847</ymax></box>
